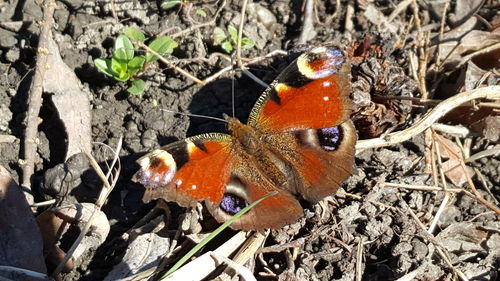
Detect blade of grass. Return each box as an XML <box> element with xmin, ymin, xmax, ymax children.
<box><xmin>160</xmin><ymin>191</ymin><xmax>278</xmax><ymax>279</ymax></box>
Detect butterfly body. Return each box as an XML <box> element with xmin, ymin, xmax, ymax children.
<box><xmin>133</xmin><ymin>45</ymin><xmax>357</xmax><ymax>230</ymax></box>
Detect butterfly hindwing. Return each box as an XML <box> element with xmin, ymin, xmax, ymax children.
<box><xmin>205</xmin><ymin>155</ymin><xmax>303</xmax><ymax>230</ymax></box>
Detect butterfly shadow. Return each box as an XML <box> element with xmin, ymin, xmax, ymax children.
<box><xmin>186</xmin><ymin>74</ymin><xmax>268</xmax><ymax>137</ymax></box>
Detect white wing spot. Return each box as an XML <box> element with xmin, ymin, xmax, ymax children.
<box><xmin>323</xmin><ymin>81</ymin><xmax>331</xmax><ymax>87</ymax></box>
<box><xmin>323</xmin><ymin>96</ymin><xmax>330</xmax><ymax>101</ymax></box>
<box><xmin>192</xmin><ymin>185</ymin><xmax>197</xmax><ymax>190</ymax></box>
<box><xmin>176</xmin><ymin>179</ymin><xmax>183</xmax><ymax>186</ymax></box>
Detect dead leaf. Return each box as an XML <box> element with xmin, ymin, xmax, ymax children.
<box><xmin>432</xmin><ymin>17</ymin><xmax>500</xmax><ymax>69</ymax></box>
<box><xmin>434</xmin><ymin>133</ymin><xmax>474</xmax><ymax>187</ymax></box>
<box><xmin>36</xmin><ymin>203</ymin><xmax>110</xmax><ymax>274</ymax></box>
<box><xmin>471</xmin><ymin>115</ymin><xmax>500</xmax><ymax>142</ymax></box>
<box><xmin>450</xmin><ymin>0</ymin><xmax>485</xmax><ymax>26</ymax></box>
<box><xmin>43</xmin><ymin>35</ymin><xmax>92</xmax><ymax>160</ymax></box>
<box><xmin>0</xmin><ymin>165</ymin><xmax>47</xmax><ymax>280</ymax></box>
<box><xmin>436</xmin><ymin>221</ymin><xmax>500</xmax><ymax>280</ymax></box>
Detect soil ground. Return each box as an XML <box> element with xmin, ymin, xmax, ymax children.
<box><xmin>0</xmin><ymin>0</ymin><xmax>499</xmax><ymax>280</ymax></box>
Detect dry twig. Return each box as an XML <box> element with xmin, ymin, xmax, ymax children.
<box><xmin>21</xmin><ymin>0</ymin><xmax>57</xmax><ymax>201</ymax></box>
<box><xmin>298</xmin><ymin>0</ymin><xmax>316</xmax><ymax>44</ymax></box>
<box><xmin>236</xmin><ymin>0</ymin><xmax>249</xmax><ymax>68</ymax></box>
<box><xmin>135</xmin><ymin>42</ymin><xmax>206</xmax><ymax>85</ymax></box>
<box><xmin>356</xmin><ymin>86</ymin><xmax>500</xmax><ymax>150</ymax></box>
<box><xmin>51</xmin><ymin>138</ymin><xmax>122</xmax><ymax>277</ymax></box>
<box><xmin>355</xmin><ymin>237</ymin><xmax>364</xmax><ymax>281</ymax></box>
<box><xmin>344</xmin><ymin>2</ymin><xmax>354</xmax><ymax>42</ymax></box>
<box><xmin>383</xmin><ymin>183</ymin><xmax>500</xmax><ymax>215</ymax></box>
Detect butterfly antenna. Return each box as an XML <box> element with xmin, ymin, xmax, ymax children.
<box><xmin>231</xmin><ymin>74</ymin><xmax>236</xmax><ymax>118</ymax></box>
<box><xmin>231</xmin><ymin>61</ymin><xmax>236</xmax><ymax>118</ymax></box>
<box><xmin>160</xmin><ymin>108</ymin><xmax>227</xmax><ymax>123</ymax></box>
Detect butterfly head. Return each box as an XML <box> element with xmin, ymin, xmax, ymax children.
<box><xmin>227</xmin><ymin>117</ymin><xmax>261</xmax><ymax>154</ymax></box>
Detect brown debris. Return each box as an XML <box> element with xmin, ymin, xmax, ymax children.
<box><xmin>348</xmin><ymin>35</ymin><xmax>418</xmax><ymax>139</ymax></box>
<box><xmin>0</xmin><ymin>165</ymin><xmax>47</xmax><ymax>279</ymax></box>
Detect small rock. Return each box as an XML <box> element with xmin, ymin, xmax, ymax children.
<box><xmin>411</xmin><ymin>238</ymin><xmax>428</xmax><ymax>259</ymax></box>
<box><xmin>247</xmin><ymin>3</ymin><xmax>277</xmax><ymax>28</ymax></box>
<box><xmin>124</xmin><ymin>137</ymin><xmax>143</xmax><ymax>153</ymax></box>
<box><xmin>0</xmin><ymin>103</ymin><xmax>13</xmax><ymax>132</ymax></box>
<box><xmin>124</xmin><ymin>121</ymin><xmax>138</xmax><ymax>132</ymax></box>
<box><xmin>5</xmin><ymin>49</ymin><xmax>20</xmax><ymax>62</ymax></box>
<box><xmin>41</xmin><ymin>153</ymin><xmax>89</xmax><ymax>201</ymax></box>
<box><xmin>0</xmin><ymin>29</ymin><xmax>16</xmax><ymax>48</ymax></box>
<box><xmin>141</xmin><ymin>129</ymin><xmax>157</xmax><ymax>149</ymax></box>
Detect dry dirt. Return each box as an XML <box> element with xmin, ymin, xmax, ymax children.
<box><xmin>0</xmin><ymin>0</ymin><xmax>499</xmax><ymax>281</ymax></box>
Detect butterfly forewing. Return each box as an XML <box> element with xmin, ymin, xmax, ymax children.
<box><xmin>133</xmin><ymin>133</ymin><xmax>233</xmax><ymax>207</ymax></box>
<box><xmin>248</xmin><ymin>45</ymin><xmax>352</xmax><ymax>132</ymax></box>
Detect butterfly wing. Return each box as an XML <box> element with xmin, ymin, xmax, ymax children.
<box><xmin>248</xmin><ymin>45</ymin><xmax>357</xmax><ymax>202</ymax></box>
<box><xmin>248</xmin><ymin>45</ymin><xmax>352</xmax><ymax>131</ymax></box>
<box><xmin>133</xmin><ymin>132</ymin><xmax>303</xmax><ymax>230</ymax></box>
<box><xmin>204</xmin><ymin>151</ymin><xmax>303</xmax><ymax>230</ymax></box>
<box><xmin>133</xmin><ymin>133</ymin><xmax>234</xmax><ymax>207</ymax></box>
<box><xmin>262</xmin><ymin>121</ymin><xmax>356</xmax><ymax>202</ymax></box>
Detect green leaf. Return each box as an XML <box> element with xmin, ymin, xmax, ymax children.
<box><xmin>221</xmin><ymin>40</ymin><xmax>233</xmax><ymax>53</ymax></box>
<box><xmin>127</xmin><ymin>55</ymin><xmax>146</xmax><ymax>76</ymax></box>
<box><xmin>196</xmin><ymin>8</ymin><xmax>207</xmax><ymax>17</ymax></box>
<box><xmin>114</xmin><ymin>35</ymin><xmax>134</xmax><ymax>60</ymax></box>
<box><xmin>241</xmin><ymin>37</ymin><xmax>255</xmax><ymax>50</ymax></box>
<box><xmin>161</xmin><ymin>0</ymin><xmax>182</xmax><ymax>9</ymax></box>
<box><xmin>227</xmin><ymin>25</ymin><xmax>238</xmax><ymax>43</ymax></box>
<box><xmin>127</xmin><ymin>79</ymin><xmax>145</xmax><ymax>96</ymax></box>
<box><xmin>94</xmin><ymin>58</ymin><xmax>115</xmax><ymax>77</ymax></box>
<box><xmin>111</xmin><ymin>56</ymin><xmax>129</xmax><ymax>81</ymax></box>
<box><xmin>213</xmin><ymin>27</ymin><xmax>226</xmax><ymax>45</ymax></box>
<box><xmin>113</xmin><ymin>48</ymin><xmax>129</xmax><ymax>62</ymax></box>
<box><xmin>146</xmin><ymin>36</ymin><xmax>178</xmax><ymax>62</ymax></box>
<box><xmin>124</xmin><ymin>27</ymin><xmax>145</xmax><ymax>43</ymax></box>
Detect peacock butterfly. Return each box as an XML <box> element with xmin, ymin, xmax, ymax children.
<box><xmin>132</xmin><ymin>45</ymin><xmax>357</xmax><ymax>230</ymax></box>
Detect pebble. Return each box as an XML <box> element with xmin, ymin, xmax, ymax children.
<box><xmin>5</xmin><ymin>49</ymin><xmax>20</xmax><ymax>62</ymax></box>
<box><xmin>0</xmin><ymin>29</ymin><xmax>16</xmax><ymax>48</ymax></box>
<box><xmin>141</xmin><ymin>129</ymin><xmax>157</xmax><ymax>148</ymax></box>
<box><xmin>124</xmin><ymin>120</ymin><xmax>138</xmax><ymax>132</ymax></box>
<box><xmin>0</xmin><ymin>103</ymin><xmax>13</xmax><ymax>132</ymax></box>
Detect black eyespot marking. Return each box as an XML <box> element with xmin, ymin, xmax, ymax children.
<box><xmin>220</xmin><ymin>193</ymin><xmax>249</xmax><ymax>215</ymax></box>
<box><xmin>317</xmin><ymin>126</ymin><xmax>343</xmax><ymax>151</ymax></box>
<box><xmin>294</xmin><ymin>126</ymin><xmax>344</xmax><ymax>151</ymax></box>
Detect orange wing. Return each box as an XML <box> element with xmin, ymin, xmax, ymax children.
<box><xmin>133</xmin><ymin>133</ymin><xmax>233</xmax><ymax>207</ymax></box>
<box><xmin>248</xmin><ymin>45</ymin><xmax>352</xmax><ymax>132</ymax></box>
<box><xmin>133</xmin><ymin>133</ymin><xmax>304</xmax><ymax>230</ymax></box>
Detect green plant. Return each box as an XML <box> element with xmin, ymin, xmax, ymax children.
<box><xmin>93</xmin><ymin>28</ymin><xmax>178</xmax><ymax>96</ymax></box>
<box><xmin>213</xmin><ymin>25</ymin><xmax>255</xmax><ymax>53</ymax></box>
<box><xmin>161</xmin><ymin>0</ymin><xmax>183</xmax><ymax>9</ymax></box>
<box><xmin>160</xmin><ymin>191</ymin><xmax>277</xmax><ymax>279</ymax></box>
<box><xmin>161</xmin><ymin>0</ymin><xmax>207</xmax><ymax>18</ymax></box>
